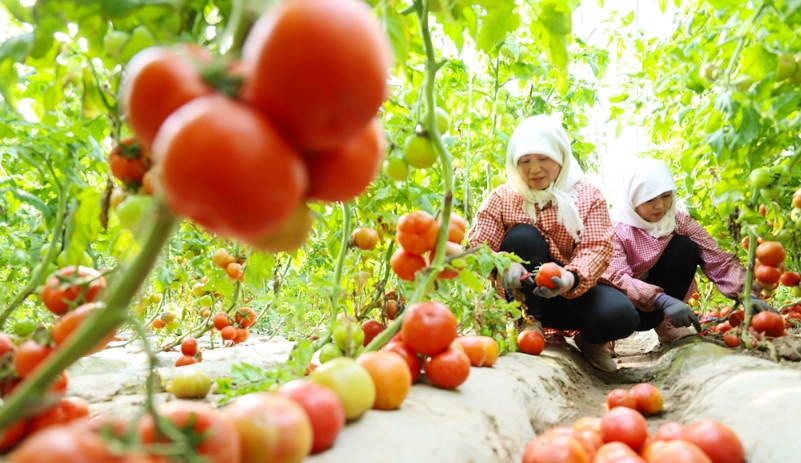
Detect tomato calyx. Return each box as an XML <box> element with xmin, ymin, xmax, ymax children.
<box><xmin>198</xmin><ymin>60</ymin><xmax>245</xmax><ymax>99</ymax></box>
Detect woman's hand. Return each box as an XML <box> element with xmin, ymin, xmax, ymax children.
<box><xmin>532</xmin><ymin>263</ymin><xmax>576</xmax><ymax>299</ymax></box>
<box><xmin>653</xmin><ymin>293</ymin><xmax>702</xmax><ymax>332</ymax></box>
<box><xmin>501</xmin><ymin>263</ymin><xmax>528</xmax><ymax>289</ymax></box>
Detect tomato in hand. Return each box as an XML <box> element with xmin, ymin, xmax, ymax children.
<box><xmin>517</xmin><ymin>330</ymin><xmax>546</xmax><ymax>355</ymax></box>
<box><xmin>41</xmin><ymin>266</ymin><xmax>107</xmax><ymax>315</ymax></box>
<box><xmin>122</xmin><ymin>45</ymin><xmax>213</xmax><ymax>148</ymax></box>
<box><xmin>241</xmin><ymin>0</ymin><xmax>391</xmax><ymax>151</ymax></box>
<box><xmin>535</xmin><ymin>263</ymin><xmax>561</xmax><ymax>289</ymax></box>
<box><xmin>152</xmin><ymin>95</ymin><xmax>308</xmax><ymax>242</ymax></box>
<box><xmin>401</xmin><ymin>301</ymin><xmax>457</xmax><ymax>356</ymax></box>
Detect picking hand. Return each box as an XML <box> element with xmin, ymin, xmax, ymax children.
<box><xmin>654</xmin><ymin>293</ymin><xmax>702</xmax><ymax>332</ymax></box>
<box><xmin>500</xmin><ymin>263</ymin><xmax>527</xmax><ymax>289</ymax></box>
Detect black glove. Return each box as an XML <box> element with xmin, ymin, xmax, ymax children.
<box><xmin>654</xmin><ymin>293</ymin><xmax>702</xmax><ymax>332</ymax></box>
<box><xmin>748</xmin><ymin>295</ymin><xmax>779</xmax><ymax>314</ymax></box>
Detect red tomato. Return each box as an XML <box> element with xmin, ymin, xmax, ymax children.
<box><xmin>443</xmin><ymin>212</ymin><xmax>467</xmax><ymax>244</ymax></box>
<box><xmin>424</xmin><ymin>348</ymin><xmax>471</xmax><ymax>389</ymax></box>
<box><xmin>28</xmin><ymin>397</ymin><xmax>89</xmax><ymax>435</ymax></box>
<box><xmin>241</xmin><ymin>0</ymin><xmax>391</xmax><ymax>151</ymax></box>
<box><xmin>754</xmin><ymin>264</ymin><xmax>781</xmax><ymax>285</ymax></box>
<box><xmin>517</xmin><ymin>330</ymin><xmax>546</xmax><ymax>355</ymax></box>
<box><xmin>454</xmin><ymin>336</ymin><xmax>489</xmax><ymax>367</ymax></box>
<box><xmin>153</xmin><ymin>95</ymin><xmax>308</xmax><ymax>242</ymax></box>
<box><xmin>7</xmin><ymin>423</ymin><xmax>119</xmax><ymax>463</ymax></box>
<box><xmin>592</xmin><ymin>442</ymin><xmax>646</xmax><ymax>463</ymax></box>
<box><xmin>646</xmin><ymin>439</ymin><xmax>712</xmax><ymax>463</ymax></box>
<box><xmin>41</xmin><ymin>266</ymin><xmax>106</xmax><ymax>315</ymax></box>
<box><xmin>233</xmin><ymin>328</ymin><xmax>250</xmax><ymax>344</ymax></box>
<box><xmin>220</xmin><ymin>326</ymin><xmax>237</xmax><ymax>341</ymax></box>
<box><xmin>356</xmin><ymin>352</ymin><xmax>411</xmax><ymax>410</ymax></box>
<box><xmin>52</xmin><ymin>303</ymin><xmax>117</xmax><ymax>355</ymax></box>
<box><xmin>728</xmin><ymin>310</ymin><xmax>744</xmax><ymax>327</ymax></box>
<box><xmin>384</xmin><ymin>299</ymin><xmax>400</xmax><ymax>320</ymax></box>
<box><xmin>275</xmin><ymin>379</ymin><xmax>346</xmax><ymax>454</ymax></box>
<box><xmin>683</xmin><ymin>420</ymin><xmax>744</xmax><ymax>463</ymax></box>
<box><xmin>151</xmin><ymin>319</ymin><xmax>165</xmax><ymax>329</ymax></box>
<box><xmin>390</xmin><ymin>249</ymin><xmax>427</xmax><ymax>282</ymax></box>
<box><xmin>522</xmin><ymin>434</ymin><xmax>589</xmax><ymax>463</ymax></box>
<box><xmin>535</xmin><ymin>263</ymin><xmax>561</xmax><ymax>289</ymax></box>
<box><xmin>225</xmin><ymin>393</ymin><xmax>312</xmax><ymax>463</ymax></box>
<box><xmin>749</xmin><ymin>311</ymin><xmax>784</xmax><ymax>337</ymax></box>
<box><xmin>122</xmin><ymin>45</ymin><xmax>213</xmax><ymax>148</ymax></box>
<box><xmin>213</xmin><ymin>312</ymin><xmax>231</xmax><ymax>330</ymax></box>
<box><xmin>653</xmin><ymin>421</ymin><xmax>686</xmax><ymax>441</ymax></box>
<box><xmin>723</xmin><ymin>330</ymin><xmax>741</xmax><ymax>348</ymax></box>
<box><xmin>780</xmin><ymin>271</ymin><xmax>801</xmax><ymax>287</ymax></box>
<box><xmin>108</xmin><ymin>138</ymin><xmax>151</xmax><ymax>184</ymax></box>
<box><xmin>181</xmin><ymin>337</ymin><xmax>198</xmax><ymax>356</ymax></box>
<box><xmin>175</xmin><ymin>355</ymin><xmax>197</xmax><ymax>367</ymax></box>
<box><xmin>50</xmin><ymin>370</ymin><xmax>70</xmax><ymax>394</ymax></box>
<box><xmin>401</xmin><ymin>301</ymin><xmax>457</xmax><ymax>356</ymax></box>
<box><xmin>629</xmin><ymin>383</ymin><xmax>663</xmax><ymax>415</ymax></box>
<box><xmin>755</xmin><ymin>241</ymin><xmax>785</xmax><ymax>266</ymax></box>
<box><xmin>381</xmin><ymin>341</ymin><xmax>421</xmax><ymax>384</ymax></box>
<box><xmin>226</xmin><ymin>262</ymin><xmax>244</xmax><ymax>280</ymax></box>
<box><xmin>138</xmin><ymin>402</ymin><xmax>241</xmax><ymax>463</ymax></box>
<box><xmin>573</xmin><ymin>417</ymin><xmax>602</xmax><ymax>434</ymax></box>
<box><xmin>600</xmin><ymin>406</ymin><xmax>649</xmax><ymax>452</ymax></box>
<box><xmin>0</xmin><ymin>420</ymin><xmax>26</xmax><ymax>453</ymax></box>
<box><xmin>305</xmin><ymin>118</ymin><xmax>385</xmax><ymax>202</ymax></box>
<box><xmin>0</xmin><ymin>332</ymin><xmax>16</xmax><ymax>357</ymax></box>
<box><xmin>13</xmin><ymin>340</ymin><xmax>53</xmax><ymax>377</ymax></box>
<box><xmin>235</xmin><ymin>307</ymin><xmax>257</xmax><ymax>328</ymax></box>
<box><xmin>396</xmin><ymin>211</ymin><xmax>439</xmax><ymax>256</ymax></box>
<box><xmin>360</xmin><ymin>319</ymin><xmax>385</xmax><ymax>347</ymax></box>
<box><xmin>606</xmin><ymin>389</ymin><xmax>636</xmax><ymax>410</ymax></box>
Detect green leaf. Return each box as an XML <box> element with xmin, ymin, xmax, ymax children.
<box><xmin>67</xmin><ymin>188</ymin><xmax>102</xmax><ymax>265</ymax></box>
<box><xmin>740</xmin><ymin>45</ymin><xmax>777</xmax><ymax>81</ymax></box>
<box><xmin>244</xmin><ymin>252</ymin><xmax>275</xmax><ymax>289</ymax></box>
<box><xmin>657</xmin><ymin>0</ymin><xmax>668</xmax><ymax>13</ymax></box>
<box><xmin>476</xmin><ymin>4</ymin><xmax>520</xmax><ymax>53</ymax></box>
<box><xmin>706</xmin><ymin>130</ymin><xmax>726</xmax><ymax>160</ymax></box>
<box><xmin>459</xmin><ymin>270</ymin><xmax>484</xmax><ymax>293</ymax></box>
<box><xmin>0</xmin><ymin>32</ymin><xmax>34</xmax><ymax>63</ymax></box>
<box><xmin>5</xmin><ymin>188</ymin><xmax>52</xmax><ymax>219</ymax></box>
<box><xmin>733</xmin><ymin>106</ymin><xmax>760</xmax><ymax>147</ymax></box>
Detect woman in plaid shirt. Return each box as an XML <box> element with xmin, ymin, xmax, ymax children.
<box><xmin>467</xmin><ymin>115</ymin><xmax>637</xmax><ymax>373</ymax></box>
<box><xmin>600</xmin><ymin>158</ymin><xmax>776</xmax><ymax>343</ymax></box>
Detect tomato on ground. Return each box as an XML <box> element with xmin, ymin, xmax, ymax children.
<box><xmin>424</xmin><ymin>348</ymin><xmax>471</xmax><ymax>389</ymax></box>
<box><xmin>517</xmin><ymin>330</ymin><xmax>546</xmax><ymax>355</ymax></box>
<box><xmin>356</xmin><ymin>351</ymin><xmax>411</xmax><ymax>410</ymax></box>
<box><xmin>275</xmin><ymin>379</ymin><xmax>346</xmax><ymax>454</ymax></box>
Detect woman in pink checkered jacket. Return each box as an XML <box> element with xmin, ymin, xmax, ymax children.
<box><xmin>467</xmin><ymin>115</ymin><xmax>637</xmax><ymax>373</ymax></box>
<box><xmin>599</xmin><ymin>158</ymin><xmax>776</xmax><ymax>344</ymax></box>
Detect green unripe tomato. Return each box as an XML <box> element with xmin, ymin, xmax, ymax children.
<box><xmin>452</xmin><ymin>258</ymin><xmax>466</xmax><ymax>269</ymax></box>
<box><xmin>166</xmin><ymin>320</ymin><xmax>180</xmax><ymax>332</ymax></box>
<box><xmin>332</xmin><ymin>322</ymin><xmax>365</xmax><ymax>352</ymax></box>
<box><xmin>434</xmin><ymin>107</ymin><xmax>450</xmax><ymax>134</ymax></box>
<box><xmin>183</xmin><ymin>250</ymin><xmax>196</xmax><ymax>259</ymax></box>
<box><xmin>500</xmin><ymin>113</ymin><xmax>515</xmax><ymax>128</ymax></box>
<box><xmin>8</xmin><ymin>249</ymin><xmax>26</xmax><ymax>267</ymax></box>
<box><xmin>791</xmin><ymin>285</ymin><xmax>801</xmax><ymax>297</ymax></box>
<box><xmin>403</xmin><ymin>135</ymin><xmax>437</xmax><ymax>169</ymax></box>
<box><xmin>13</xmin><ymin>319</ymin><xmax>36</xmax><ymax>337</ymax></box>
<box><xmin>700</xmin><ymin>63</ymin><xmax>721</xmax><ymax>81</ymax></box>
<box><xmin>319</xmin><ymin>343</ymin><xmax>344</xmax><ymax>364</ymax></box>
<box><xmin>150</xmin><ymin>293</ymin><xmax>163</xmax><ymax>304</ymax></box>
<box><xmin>499</xmin><ymin>44</ymin><xmax>513</xmax><ymax>59</ymax></box>
<box><xmin>103</xmin><ymin>30</ymin><xmax>129</xmax><ymax>58</ymax></box>
<box><xmin>169</xmin><ymin>280</ymin><xmax>181</xmax><ymax>291</ymax></box>
<box><xmin>760</xmin><ymin>187</ymin><xmax>781</xmax><ymax>201</ymax></box>
<box><xmin>518</xmin><ymin>47</ymin><xmax>530</xmax><ymax>61</ymax></box>
<box><xmin>749</xmin><ymin>168</ymin><xmax>771</xmax><ymax>189</ymax></box>
<box><xmin>170</xmin><ymin>368</ymin><xmax>211</xmax><ymax>399</ymax></box>
<box><xmin>383</xmin><ymin>157</ymin><xmax>409</xmax><ymax>181</ymax></box>
<box><xmin>735</xmin><ymin>75</ymin><xmax>756</xmax><ymax>92</ymax></box>
<box><xmin>198</xmin><ymin>294</ymin><xmax>214</xmax><ymax>307</ymax></box>
<box><xmin>116</xmin><ymin>195</ymin><xmax>154</xmax><ymax>231</ymax></box>
<box><xmin>493</xmin><ymin>100</ymin><xmax>507</xmax><ymax>114</ymax></box>
<box><xmin>777</xmin><ymin>54</ymin><xmax>797</xmax><ymax>81</ymax></box>
<box><xmin>497</xmin><ymin>88</ymin><xmax>510</xmax><ymax>100</ymax></box>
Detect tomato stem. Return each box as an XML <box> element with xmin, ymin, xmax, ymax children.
<box><xmin>740</xmin><ymin>187</ymin><xmax>759</xmax><ymax>348</ymax></box>
<box><xmin>0</xmin><ymin>202</ymin><xmax>177</xmax><ymax>432</ymax></box>
<box><xmin>329</xmin><ymin>202</ymin><xmax>352</xmax><ymax>325</ymax></box>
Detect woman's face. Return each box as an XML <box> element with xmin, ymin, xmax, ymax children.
<box><xmin>517</xmin><ymin>154</ymin><xmax>561</xmax><ymax>190</ymax></box>
<box><xmin>635</xmin><ymin>191</ymin><xmax>673</xmax><ymax>222</ymax></box>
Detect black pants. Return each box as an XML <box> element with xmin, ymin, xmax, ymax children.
<box><xmin>635</xmin><ymin>234</ymin><xmax>700</xmax><ymax>331</ymax></box>
<box><xmin>500</xmin><ymin>224</ymin><xmax>639</xmax><ymax>344</ymax></box>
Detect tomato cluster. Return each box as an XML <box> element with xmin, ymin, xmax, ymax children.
<box><xmin>753</xmin><ymin>241</ymin><xmax>787</xmax><ymax>292</ymax></box>
<box><xmin>522</xmin><ymin>407</ymin><xmax>745</xmax><ymax>463</ymax></box>
<box><xmin>390</xmin><ymin>210</ymin><xmax>467</xmax><ymax>281</ymax></box>
<box><xmin>605</xmin><ymin>383</ymin><xmax>663</xmax><ymax>416</ymax></box>
<box><xmin>121</xmin><ymin>0</ymin><xmax>392</xmax><ymax>253</ymax></box>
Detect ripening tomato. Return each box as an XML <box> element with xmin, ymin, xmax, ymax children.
<box><xmin>381</xmin><ymin>341</ymin><xmax>421</xmax><ymax>384</ymax></box>
<box><xmin>384</xmin><ymin>299</ymin><xmax>399</xmax><ymax>320</ymax></box>
<box><xmin>122</xmin><ymin>45</ymin><xmax>213</xmax><ymax>148</ymax></box>
<box><xmin>233</xmin><ymin>328</ymin><xmax>249</xmax><ymax>344</ymax></box>
<box><xmin>390</xmin><ymin>249</ymin><xmax>427</xmax><ymax>282</ymax></box>
<box><xmin>13</xmin><ymin>340</ymin><xmax>53</xmax><ymax>377</ymax></box>
<box><xmin>352</xmin><ymin>227</ymin><xmax>380</xmax><ymax>251</ymax></box>
<box><xmin>225</xmin><ymin>393</ymin><xmax>312</xmax><ymax>463</ymax></box>
<box><xmin>401</xmin><ymin>301</ymin><xmax>457</xmax><ymax>356</ymax></box>
<box><xmin>7</xmin><ymin>423</ymin><xmax>119</xmax><ymax>463</ymax></box>
<box><xmin>52</xmin><ymin>303</ymin><xmax>117</xmax><ymax>355</ymax></box>
<box><xmin>755</xmin><ymin>241</ymin><xmax>786</xmax><ymax>266</ymax></box>
<box><xmin>0</xmin><ymin>332</ymin><xmax>16</xmax><ymax>357</ymax></box>
<box><xmin>141</xmin><ymin>169</ymin><xmax>156</xmax><ymax>195</ymax></box>
<box><xmin>517</xmin><ymin>330</ymin><xmax>546</xmax><ymax>355</ymax></box>
<box><xmin>606</xmin><ymin>389</ymin><xmax>636</xmax><ymax>410</ymax></box>
<box><xmin>175</xmin><ymin>355</ymin><xmax>198</xmax><ymax>367</ymax></box>
<box><xmin>220</xmin><ymin>326</ymin><xmax>237</xmax><ymax>341</ymax></box>
<box><xmin>241</xmin><ymin>0</ymin><xmax>391</xmax><ymax>151</ymax></box>
<box><xmin>396</xmin><ymin>211</ymin><xmax>440</xmax><ymax>256</ymax></box>
<box><xmin>522</xmin><ymin>434</ymin><xmax>589</xmax><ymax>463</ymax></box>
<box><xmin>212</xmin><ymin>249</ymin><xmax>235</xmax><ymax>269</ymax></box>
<box><xmin>235</xmin><ymin>307</ymin><xmax>257</xmax><ymax>328</ymax></box>
<box><xmin>754</xmin><ymin>264</ymin><xmax>781</xmax><ymax>285</ymax></box>
<box><xmin>600</xmin><ymin>406</ymin><xmax>649</xmax><ymax>452</ymax></box>
<box><xmin>152</xmin><ymin>95</ymin><xmax>308</xmax><ymax>242</ymax></box>
<box><xmin>305</xmin><ymin>118</ymin><xmax>385</xmax><ymax>202</ymax></box>
<box><xmin>181</xmin><ymin>337</ymin><xmax>198</xmax><ymax>356</ymax></box>
<box><xmin>453</xmin><ymin>336</ymin><xmax>488</xmax><ymax>367</ymax></box>
<box><xmin>780</xmin><ymin>271</ymin><xmax>801</xmax><ymax>287</ymax></box>
<box><xmin>425</xmin><ymin>348</ymin><xmax>470</xmax><ymax>389</ymax></box>
<box><xmin>152</xmin><ymin>319</ymin><xmax>165</xmax><ymax>329</ymax></box>
<box><xmin>629</xmin><ymin>383</ymin><xmax>663</xmax><ymax>415</ymax></box>
<box><xmin>653</xmin><ymin>422</ymin><xmax>686</xmax><ymax>441</ymax></box>
<box><xmin>644</xmin><ymin>440</ymin><xmax>712</xmax><ymax>463</ymax></box>
<box><xmin>226</xmin><ymin>262</ymin><xmax>244</xmax><ymax>280</ymax></box>
<box><xmin>723</xmin><ymin>330</ymin><xmax>741</xmax><ymax>348</ymax></box>
<box><xmin>356</xmin><ymin>351</ymin><xmax>411</xmax><ymax>410</ymax></box>
<box><xmin>213</xmin><ymin>312</ymin><xmax>231</xmax><ymax>330</ymax></box>
<box><xmin>750</xmin><ymin>311</ymin><xmax>785</xmax><ymax>337</ymax></box>
<box><xmin>41</xmin><ymin>266</ymin><xmax>107</xmax><ymax>315</ymax></box>
<box><xmin>535</xmin><ymin>263</ymin><xmax>561</xmax><ymax>289</ymax></box>
<box><xmin>360</xmin><ymin>320</ymin><xmax>384</xmax><ymax>347</ymax></box>
<box><xmin>108</xmin><ymin>138</ymin><xmax>151</xmax><ymax>184</ymax></box>
<box><xmin>275</xmin><ymin>380</ymin><xmax>346</xmax><ymax>454</ymax></box>
<box><xmin>683</xmin><ymin>420</ymin><xmax>744</xmax><ymax>463</ymax></box>
<box><xmin>442</xmin><ymin>212</ymin><xmax>467</xmax><ymax>244</ymax></box>
<box><xmin>139</xmin><ymin>402</ymin><xmax>241</xmax><ymax>463</ymax></box>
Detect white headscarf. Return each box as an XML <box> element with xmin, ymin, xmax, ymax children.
<box><xmin>611</xmin><ymin>158</ymin><xmax>677</xmax><ymax>238</ymax></box>
<box><xmin>506</xmin><ymin>115</ymin><xmax>585</xmax><ymax>242</ymax></box>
